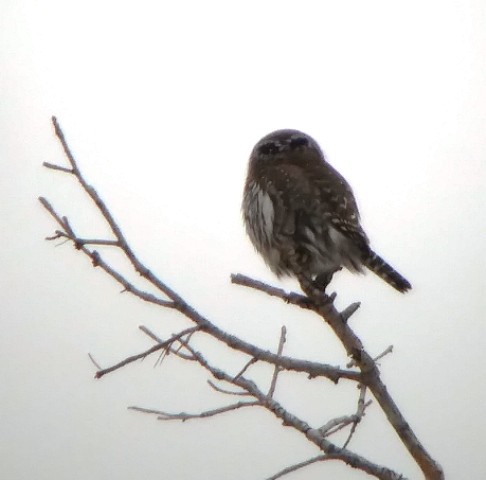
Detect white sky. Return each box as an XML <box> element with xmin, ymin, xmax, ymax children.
<box><xmin>1</xmin><ymin>1</ymin><xmax>485</xmax><ymax>479</ymax></box>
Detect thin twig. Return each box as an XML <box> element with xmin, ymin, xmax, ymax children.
<box><xmin>342</xmin><ymin>384</ymin><xmax>369</xmax><ymax>449</ymax></box>
<box><xmin>39</xmin><ymin>198</ymin><xmax>176</xmax><ymax>309</ymax></box>
<box><xmin>129</xmin><ymin>401</ymin><xmax>260</xmax><ymax>421</ymax></box>
<box><xmin>88</xmin><ymin>353</ymin><xmax>102</xmax><ymax>370</ymax></box>
<box><xmin>374</xmin><ymin>345</ymin><xmax>394</xmax><ymax>363</ymax></box>
<box><xmin>233</xmin><ymin>357</ymin><xmax>258</xmax><ymax>380</ymax></box>
<box><xmin>138</xmin><ymin>325</ymin><xmax>166</xmax><ymax>342</ymax></box>
<box><xmin>266</xmin><ymin>455</ymin><xmax>330</xmax><ymax>480</ymax></box>
<box><xmin>43</xmin><ymin>161</ymin><xmax>74</xmax><ymax>174</ymax></box>
<box><xmin>347</xmin><ymin>344</ymin><xmax>394</xmax><ymax>369</ymax></box>
<box><xmin>138</xmin><ymin>325</ymin><xmax>197</xmax><ymax>361</ymax></box>
<box><xmin>268</xmin><ymin>326</ymin><xmax>286</xmax><ymax>398</ymax></box>
<box><xmin>51</xmin><ymin>116</ymin><xmax>185</xmax><ymax>304</ymax></box>
<box><xmin>341</xmin><ymin>302</ymin><xmax>361</xmax><ymax>322</ymax></box>
<box><xmin>207</xmin><ymin>380</ymin><xmax>252</xmax><ymax>397</ymax></box>
<box><xmin>46</xmin><ymin>230</ymin><xmax>118</xmax><ymax>246</ymax></box>
<box><xmin>317</xmin><ymin>388</ymin><xmax>371</xmax><ymax>440</ymax></box>
<box><xmin>95</xmin><ymin>326</ymin><xmax>200</xmax><ymax>378</ymax></box>
<box><xmin>231</xmin><ymin>273</ymin><xmax>312</xmax><ymax>309</ymax></box>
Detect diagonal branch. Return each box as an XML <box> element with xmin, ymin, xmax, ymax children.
<box><xmin>235</xmin><ymin>274</ymin><xmax>443</xmax><ymax>480</ymax></box>
<box><xmin>40</xmin><ymin>195</ymin><xmax>359</xmax><ymax>381</ymax></box>
<box><xmin>41</xmin><ymin>119</ymin><xmax>360</xmax><ymax>385</ymax></box>
<box><xmin>50</xmin><ymin>116</ymin><xmax>185</xmax><ymax>304</ymax></box>
<box><xmin>175</xmin><ymin>339</ymin><xmax>405</xmax><ymax>480</ymax></box>
<box><xmin>39</xmin><ymin>197</ymin><xmax>175</xmax><ymax>308</ymax></box>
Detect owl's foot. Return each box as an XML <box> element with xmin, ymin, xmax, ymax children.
<box><xmin>313</xmin><ymin>267</ymin><xmax>342</xmax><ymax>291</ymax></box>
<box><xmin>298</xmin><ymin>274</ymin><xmax>336</xmax><ymax>305</ymax></box>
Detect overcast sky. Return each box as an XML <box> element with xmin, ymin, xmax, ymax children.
<box><xmin>2</xmin><ymin>1</ymin><xmax>485</xmax><ymax>479</ymax></box>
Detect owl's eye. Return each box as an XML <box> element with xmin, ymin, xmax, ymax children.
<box><xmin>289</xmin><ymin>137</ymin><xmax>309</xmax><ymax>149</ymax></box>
<box><xmin>258</xmin><ymin>141</ymin><xmax>280</xmax><ymax>155</ymax></box>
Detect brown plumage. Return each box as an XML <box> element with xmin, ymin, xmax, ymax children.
<box><xmin>242</xmin><ymin>129</ymin><xmax>411</xmax><ymax>293</ymax></box>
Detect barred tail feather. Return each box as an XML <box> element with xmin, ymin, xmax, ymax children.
<box><xmin>364</xmin><ymin>250</ymin><xmax>412</xmax><ymax>293</ymax></box>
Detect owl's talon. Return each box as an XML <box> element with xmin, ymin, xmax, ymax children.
<box><xmin>314</xmin><ymin>267</ymin><xmax>342</xmax><ymax>291</ymax></box>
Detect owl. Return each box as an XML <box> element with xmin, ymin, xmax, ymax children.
<box><xmin>242</xmin><ymin>129</ymin><xmax>411</xmax><ymax>294</ymax></box>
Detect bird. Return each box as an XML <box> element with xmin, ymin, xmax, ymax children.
<box><xmin>242</xmin><ymin>129</ymin><xmax>411</xmax><ymax>295</ymax></box>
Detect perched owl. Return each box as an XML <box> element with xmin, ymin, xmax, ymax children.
<box><xmin>242</xmin><ymin>129</ymin><xmax>411</xmax><ymax>294</ymax></box>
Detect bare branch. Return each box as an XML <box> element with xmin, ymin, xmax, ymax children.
<box><xmin>341</xmin><ymin>302</ymin><xmax>361</xmax><ymax>322</ymax></box>
<box><xmin>129</xmin><ymin>401</ymin><xmax>260</xmax><ymax>421</ymax></box>
<box><xmin>42</xmin><ymin>161</ymin><xmax>74</xmax><ymax>174</ymax></box>
<box><xmin>69</xmin><ymin>237</ymin><xmax>118</xmax><ymax>247</ymax></box>
<box><xmin>39</xmin><ymin>196</ymin><xmax>68</xmax><ymax>231</ymax></box>
<box><xmin>88</xmin><ymin>353</ymin><xmax>102</xmax><ymax>370</ymax></box>
<box><xmin>317</xmin><ymin>388</ymin><xmax>371</xmax><ymax>441</ymax></box>
<box><xmin>138</xmin><ymin>325</ymin><xmax>165</xmax><ymax>343</ymax></box>
<box><xmin>318</xmin><ymin>415</ymin><xmax>352</xmax><ymax>436</ymax></box>
<box><xmin>295</xmin><ymin>281</ymin><xmax>441</xmax><ymax>480</ymax></box>
<box><xmin>268</xmin><ymin>326</ymin><xmax>286</xmax><ymax>398</ymax></box>
<box><xmin>40</xmin><ymin>198</ymin><xmax>176</xmax><ymax>309</ymax></box>
<box><xmin>233</xmin><ymin>357</ymin><xmax>258</xmax><ymax>380</ymax></box>
<box><xmin>347</xmin><ymin>344</ymin><xmax>394</xmax><ymax>369</ymax></box>
<box><xmin>45</xmin><ymin>229</ymin><xmax>118</xmax><ymax>246</ymax></box>
<box><xmin>139</xmin><ymin>325</ymin><xmax>198</xmax><ymax>362</ymax></box>
<box><xmin>50</xmin><ymin>116</ymin><xmax>185</xmax><ymax>304</ymax></box>
<box><xmin>343</xmin><ymin>384</ymin><xmax>369</xmax><ymax>449</ymax></box>
<box><xmin>233</xmin><ymin>271</ymin><xmax>442</xmax><ymax>479</ymax></box>
<box><xmin>174</xmin><ymin>339</ymin><xmax>405</xmax><ymax>480</ymax></box>
<box><xmin>207</xmin><ymin>380</ymin><xmax>252</xmax><ymax>397</ymax></box>
<box><xmin>266</xmin><ymin>455</ymin><xmax>330</xmax><ymax>480</ymax></box>
<box><xmin>374</xmin><ymin>345</ymin><xmax>394</xmax><ymax>363</ymax></box>
<box><xmin>95</xmin><ymin>326</ymin><xmax>200</xmax><ymax>378</ymax></box>
<box><xmin>231</xmin><ymin>273</ymin><xmax>313</xmax><ymax>309</ymax></box>
<box><xmin>44</xmin><ymin>120</ymin><xmax>359</xmax><ymax>384</ymax></box>
<box><xmin>40</xmin><ymin>208</ymin><xmax>358</xmax><ymax>384</ymax></box>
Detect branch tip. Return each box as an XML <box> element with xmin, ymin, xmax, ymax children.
<box><xmin>341</xmin><ymin>302</ymin><xmax>361</xmax><ymax>322</ymax></box>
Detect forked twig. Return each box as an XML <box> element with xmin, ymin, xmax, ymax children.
<box><xmin>95</xmin><ymin>326</ymin><xmax>200</xmax><ymax>378</ymax></box>
<box><xmin>342</xmin><ymin>384</ymin><xmax>369</xmax><ymax>449</ymax></box>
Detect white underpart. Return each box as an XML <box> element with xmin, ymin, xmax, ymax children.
<box><xmin>258</xmin><ymin>189</ymin><xmax>275</xmax><ymax>242</ymax></box>
<box><xmin>329</xmin><ymin>226</ymin><xmax>347</xmax><ymax>249</ymax></box>
<box><xmin>244</xmin><ymin>183</ymin><xmax>281</xmax><ymax>271</ymax></box>
<box><xmin>245</xmin><ymin>183</ymin><xmax>274</xmax><ymax>244</ymax></box>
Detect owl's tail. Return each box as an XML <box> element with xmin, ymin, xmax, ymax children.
<box><xmin>364</xmin><ymin>250</ymin><xmax>412</xmax><ymax>293</ymax></box>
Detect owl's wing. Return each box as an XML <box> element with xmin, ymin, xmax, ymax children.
<box><xmin>266</xmin><ymin>163</ymin><xmax>369</xmax><ymax>249</ymax></box>
<box><xmin>316</xmin><ymin>163</ymin><xmax>370</xmax><ymax>248</ymax></box>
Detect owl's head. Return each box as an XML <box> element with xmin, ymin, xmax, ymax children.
<box><xmin>249</xmin><ymin>129</ymin><xmax>325</xmax><ymax>171</ymax></box>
